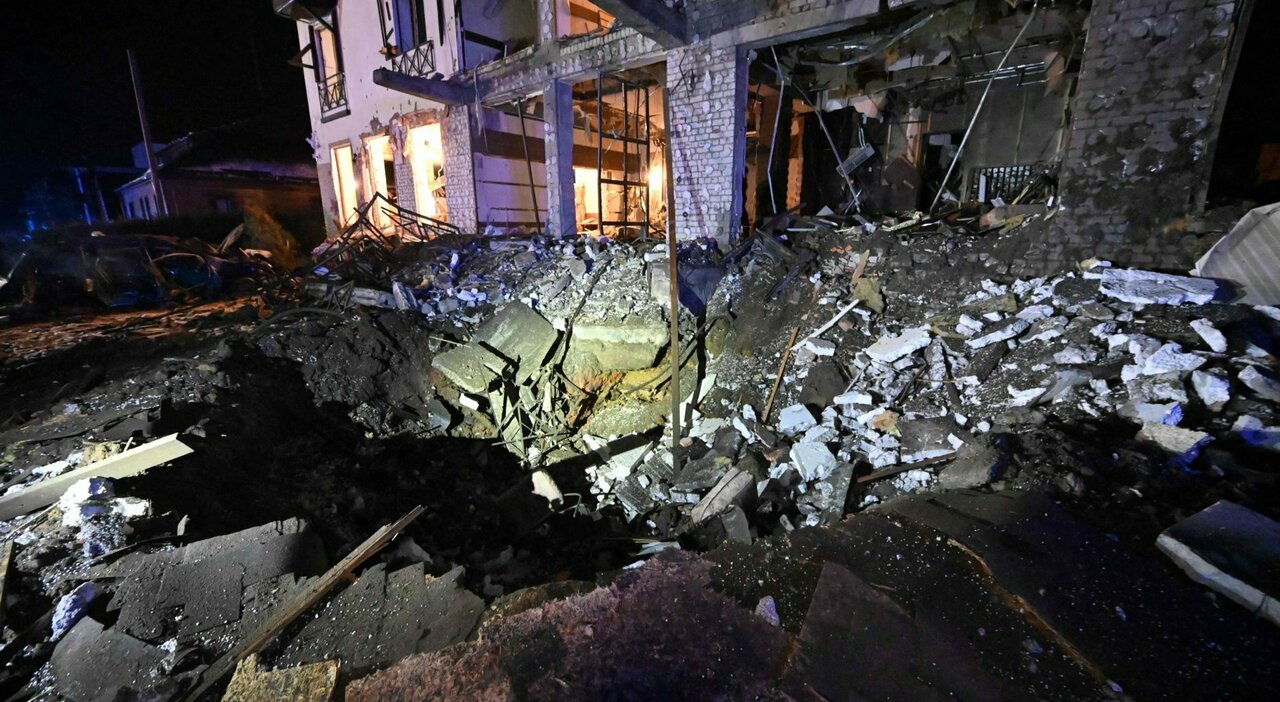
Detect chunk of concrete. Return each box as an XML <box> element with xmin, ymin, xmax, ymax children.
<box><xmin>431</xmin><ymin>344</ymin><xmax>506</xmax><ymax>393</ymax></box>
<box><xmin>1190</xmin><ymin>319</ymin><xmax>1228</xmax><ymax>353</ymax></box>
<box><xmin>223</xmin><ymin>654</ymin><xmax>339</xmax><ymax>702</ymax></box>
<box><xmin>1192</xmin><ymin>370</ymin><xmax>1230</xmax><ymax>411</ymax></box>
<box><xmin>690</xmin><ymin>468</ymin><xmax>756</xmax><ymax>524</ymax></box>
<box><xmin>777</xmin><ymin>404</ymin><xmax>818</xmax><ymax>436</ymax></box>
<box><xmin>790</xmin><ymin>442</ymin><xmax>838</xmax><ymax>482</ymax></box>
<box><xmin>865</xmin><ymin>327</ymin><xmax>931</xmax><ymax>363</ymax></box>
<box><xmin>1157</xmin><ymin>500</ymin><xmax>1280</xmax><ymax>627</ymax></box>
<box><xmin>938</xmin><ymin>435</ymin><xmax>1007</xmax><ymax>490</ymax></box>
<box><xmin>473</xmin><ymin>302</ymin><xmax>559</xmax><ymax>384</ymax></box>
<box><xmin>1140</xmin><ymin>343</ymin><xmax>1206</xmax><ymax>376</ymax></box>
<box><xmin>1099</xmin><ymin>268</ymin><xmax>1217</xmax><ymax>305</ymax></box>
<box><xmin>1138</xmin><ymin>423</ymin><xmax>1212</xmax><ymax>467</ymax></box>
<box><xmin>570</xmin><ymin>321</ymin><xmax>669</xmax><ymax>371</ymax></box>
<box><xmin>1239</xmin><ymin>365</ymin><xmax>1280</xmax><ymax>403</ymax></box>
<box><xmin>965</xmin><ymin>317</ymin><xmax>1030</xmax><ymax>349</ymax></box>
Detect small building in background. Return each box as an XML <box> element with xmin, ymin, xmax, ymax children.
<box><xmin>118</xmin><ymin>121</ymin><xmax>322</xmax><ymax>221</ymax></box>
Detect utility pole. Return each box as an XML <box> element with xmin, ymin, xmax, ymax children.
<box><xmin>128</xmin><ymin>49</ymin><xmax>169</xmax><ymax>217</ymax></box>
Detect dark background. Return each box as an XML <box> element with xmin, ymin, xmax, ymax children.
<box><xmin>0</xmin><ymin>1</ymin><xmax>311</xmax><ymax>231</ymax></box>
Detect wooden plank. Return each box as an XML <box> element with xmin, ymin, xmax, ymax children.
<box><xmin>0</xmin><ymin>541</ymin><xmax>11</xmax><ymax>627</ymax></box>
<box><xmin>180</xmin><ymin>506</ymin><xmax>425</xmax><ymax>702</ymax></box>
<box><xmin>855</xmin><ymin>452</ymin><xmax>956</xmax><ymax>484</ymax></box>
<box><xmin>0</xmin><ymin>434</ymin><xmax>193</xmax><ymax>521</ymax></box>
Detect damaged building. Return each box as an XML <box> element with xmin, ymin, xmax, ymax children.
<box><xmin>287</xmin><ymin>0</ymin><xmax>1255</xmax><ymax>272</ymax></box>
<box><xmin>3</xmin><ymin>0</ymin><xmax>1280</xmax><ymax>700</ymax></box>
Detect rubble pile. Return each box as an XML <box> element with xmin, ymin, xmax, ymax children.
<box><xmin>1</xmin><ymin>216</ymin><xmax>1279</xmax><ymax>700</ymax></box>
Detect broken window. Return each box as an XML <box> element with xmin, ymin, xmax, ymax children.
<box><xmin>364</xmin><ymin>135</ymin><xmax>397</xmax><ymax>227</ymax></box>
<box><xmin>330</xmin><ymin>142</ymin><xmax>358</xmax><ymax>225</ymax></box>
<box><xmin>309</xmin><ymin>22</ymin><xmax>347</xmax><ymax>116</ymax></box>
<box><xmin>407</xmin><ymin>123</ymin><xmax>447</xmax><ymax>220</ymax></box>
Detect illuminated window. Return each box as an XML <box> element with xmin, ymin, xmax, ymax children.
<box><xmin>330</xmin><ymin>142</ymin><xmax>358</xmax><ymax>225</ymax></box>
<box><xmin>407</xmin><ymin>123</ymin><xmax>447</xmax><ymax>219</ymax></box>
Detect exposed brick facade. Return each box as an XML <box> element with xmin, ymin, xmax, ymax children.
<box><xmin>666</xmin><ymin>42</ymin><xmax>749</xmax><ymax>244</ymax></box>
<box><xmin>442</xmin><ymin>105</ymin><xmax>479</xmax><ymax>234</ymax></box>
<box><xmin>1041</xmin><ymin>0</ymin><xmax>1243</xmax><ymax>273</ymax></box>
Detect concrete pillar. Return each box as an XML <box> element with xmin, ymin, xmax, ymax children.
<box><xmin>442</xmin><ymin>104</ymin><xmax>479</xmax><ymax>233</ymax></box>
<box><xmin>543</xmin><ymin>79</ymin><xmax>577</xmax><ymax>237</ymax></box>
<box><xmin>666</xmin><ymin>42</ymin><xmax>749</xmax><ymax>246</ymax></box>
<box><xmin>536</xmin><ymin>0</ymin><xmax>569</xmax><ymax>45</ymax></box>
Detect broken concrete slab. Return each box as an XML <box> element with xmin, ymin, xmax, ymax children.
<box><xmin>472</xmin><ymin>302</ymin><xmax>559</xmax><ymax>385</ymax></box>
<box><xmin>570</xmin><ymin>321</ymin><xmax>668</xmax><ymax>371</ymax></box>
<box><xmin>865</xmin><ymin>327</ymin><xmax>931</xmax><ymax>363</ymax></box>
<box><xmin>431</xmin><ymin>343</ymin><xmax>506</xmax><ymax>393</ymax></box>
<box><xmin>278</xmin><ymin>564</ymin><xmax>483</xmax><ymax>677</ymax></box>
<box><xmin>100</xmin><ymin>518</ymin><xmax>327</xmax><ymax>643</ymax></box>
<box><xmin>937</xmin><ymin>435</ymin><xmax>1007</xmax><ymax>490</ymax></box>
<box><xmin>1157</xmin><ymin>500</ymin><xmax>1280</xmax><ymax>627</ymax></box>
<box><xmin>1099</xmin><ymin>268</ymin><xmax>1217</xmax><ymax>306</ymax></box>
<box><xmin>51</xmin><ymin>617</ymin><xmax>170</xmax><ymax>702</ymax></box>
<box><xmin>1140</xmin><ymin>343</ymin><xmax>1206</xmax><ymax>376</ymax></box>
<box><xmin>223</xmin><ymin>654</ymin><xmax>338</xmax><ymax>702</ymax></box>
<box><xmin>689</xmin><ymin>468</ymin><xmax>755</xmax><ymax>524</ymax></box>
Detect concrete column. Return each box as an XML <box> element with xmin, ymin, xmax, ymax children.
<box><xmin>536</xmin><ymin>0</ymin><xmax>568</xmax><ymax>45</ymax></box>
<box><xmin>442</xmin><ymin>104</ymin><xmax>479</xmax><ymax>233</ymax></box>
<box><xmin>666</xmin><ymin>42</ymin><xmax>749</xmax><ymax>246</ymax></box>
<box><xmin>543</xmin><ymin>79</ymin><xmax>577</xmax><ymax>237</ymax></box>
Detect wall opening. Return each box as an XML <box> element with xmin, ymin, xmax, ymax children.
<box><xmin>330</xmin><ymin>142</ymin><xmax>359</xmax><ymax>225</ymax></box>
<box><xmin>407</xmin><ymin>122</ymin><xmax>448</xmax><ymax>220</ymax></box>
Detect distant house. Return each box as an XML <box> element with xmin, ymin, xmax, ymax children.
<box><xmin>118</xmin><ymin>122</ymin><xmax>322</xmax><ymax>221</ymax></box>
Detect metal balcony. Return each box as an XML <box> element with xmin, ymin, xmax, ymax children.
<box><xmin>388</xmin><ymin>41</ymin><xmax>436</xmax><ymax>78</ymax></box>
<box><xmin>317</xmin><ymin>72</ymin><xmax>348</xmax><ymax>117</ymax></box>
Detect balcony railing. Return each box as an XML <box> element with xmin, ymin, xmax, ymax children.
<box><xmin>388</xmin><ymin>41</ymin><xmax>436</xmax><ymax>78</ymax></box>
<box><xmin>317</xmin><ymin>72</ymin><xmax>348</xmax><ymax>114</ymax></box>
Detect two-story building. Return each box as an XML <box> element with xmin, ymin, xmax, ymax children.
<box><xmin>277</xmin><ymin>0</ymin><xmax>1258</xmax><ymax>273</ymax></box>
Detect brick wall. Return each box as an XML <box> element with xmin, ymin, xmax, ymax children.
<box><xmin>442</xmin><ymin>105</ymin><xmax>479</xmax><ymax>233</ymax></box>
<box><xmin>393</xmin><ymin>159</ymin><xmax>418</xmax><ymax>213</ymax></box>
<box><xmin>1044</xmin><ymin>0</ymin><xmax>1242</xmax><ymax>273</ymax></box>
<box><xmin>667</xmin><ymin>41</ymin><xmax>749</xmax><ymax>244</ymax></box>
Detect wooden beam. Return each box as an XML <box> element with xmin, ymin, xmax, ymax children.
<box><xmin>372</xmin><ymin>68</ymin><xmax>475</xmax><ymax>106</ymax></box>
<box><xmin>590</xmin><ymin>0</ymin><xmax>688</xmax><ymax>48</ymax></box>
<box><xmin>181</xmin><ymin>506</ymin><xmax>426</xmax><ymax>702</ymax></box>
<box><xmin>0</xmin><ymin>434</ymin><xmax>193</xmax><ymax>521</ymax></box>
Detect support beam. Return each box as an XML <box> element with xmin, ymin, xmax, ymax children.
<box><xmin>543</xmin><ymin>80</ymin><xmax>577</xmax><ymax>238</ymax></box>
<box><xmin>591</xmin><ymin>0</ymin><xmax>688</xmax><ymax>48</ymax></box>
<box><xmin>372</xmin><ymin>68</ymin><xmax>475</xmax><ymax>106</ymax></box>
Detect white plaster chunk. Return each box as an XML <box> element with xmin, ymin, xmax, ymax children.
<box><xmin>865</xmin><ymin>327</ymin><xmax>932</xmax><ymax>363</ymax></box>
<box><xmin>803</xmin><ymin>338</ymin><xmax>837</xmax><ymax>357</ymax></box>
<box><xmin>833</xmin><ymin>391</ymin><xmax>874</xmax><ymax>406</ymax></box>
<box><xmin>1238</xmin><ymin>366</ymin><xmax>1280</xmax><ymax>403</ymax></box>
<box><xmin>1007</xmin><ymin>385</ymin><xmax>1047</xmax><ymax>407</ymax></box>
<box><xmin>1141</xmin><ymin>343</ymin><xmax>1206</xmax><ymax>376</ymax></box>
<box><xmin>966</xmin><ymin>318</ymin><xmax>1030</xmax><ymax>349</ymax></box>
<box><xmin>789</xmin><ymin>442</ymin><xmax>838</xmax><ymax>482</ymax></box>
<box><xmin>1133</xmin><ymin>402</ymin><xmax>1183</xmax><ymax>426</ymax></box>
<box><xmin>1190</xmin><ymin>319</ymin><xmax>1228</xmax><ymax>353</ymax></box>
<box><xmin>1099</xmin><ymin>268</ymin><xmax>1217</xmax><ymax>305</ymax></box>
<box><xmin>1191</xmin><ymin>370</ymin><xmax>1230</xmax><ymax>410</ymax></box>
<box><xmin>1138</xmin><ymin>423</ymin><xmax>1213</xmax><ymax>459</ymax></box>
<box><xmin>777</xmin><ymin>404</ymin><xmax>818</xmax><ymax>435</ymax></box>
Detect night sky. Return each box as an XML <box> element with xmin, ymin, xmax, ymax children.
<box><xmin>0</xmin><ymin>1</ymin><xmax>311</xmax><ymax>230</ymax></box>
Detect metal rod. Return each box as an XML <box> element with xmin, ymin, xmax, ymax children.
<box><xmin>929</xmin><ymin>4</ymin><xmax>1040</xmax><ymax>213</ymax></box>
<box><xmin>663</xmin><ymin>86</ymin><xmax>680</xmax><ymax>456</ymax></box>
<box><xmin>514</xmin><ymin>97</ymin><xmax>542</xmax><ymax>230</ymax></box>
<box><xmin>766</xmin><ymin>48</ymin><xmax>785</xmax><ymax>215</ymax></box>
<box><xmin>597</xmin><ymin>74</ymin><xmax>604</xmax><ymax>237</ymax></box>
<box><xmin>127</xmin><ymin>49</ymin><xmax>168</xmax><ymax>217</ymax></box>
